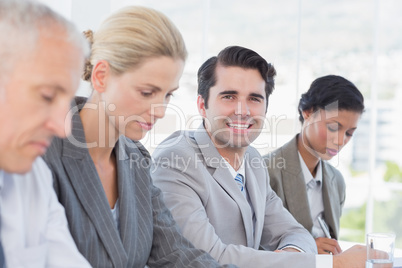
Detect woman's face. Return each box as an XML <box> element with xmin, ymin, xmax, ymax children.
<box><xmin>301</xmin><ymin>108</ymin><xmax>361</xmax><ymax>160</ymax></box>
<box><xmin>102</xmin><ymin>56</ymin><xmax>185</xmax><ymax>141</ymax></box>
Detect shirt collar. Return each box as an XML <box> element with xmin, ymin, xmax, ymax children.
<box><xmin>298</xmin><ymin>151</ymin><xmax>322</xmax><ymax>186</ymax></box>
<box><xmin>222</xmin><ymin>158</ymin><xmax>245</xmax><ymax>179</ymax></box>
<box><xmin>0</xmin><ymin>170</ymin><xmax>4</xmax><ymax>189</ymax></box>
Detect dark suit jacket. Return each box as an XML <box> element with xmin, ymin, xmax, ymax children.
<box><xmin>262</xmin><ymin>135</ymin><xmax>346</xmax><ymax>239</ymax></box>
<box><xmin>42</xmin><ymin>97</ymin><xmax>235</xmax><ymax>268</ymax></box>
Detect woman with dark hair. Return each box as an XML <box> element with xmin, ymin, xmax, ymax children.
<box><xmin>263</xmin><ymin>75</ymin><xmax>364</xmax><ymax>256</ymax></box>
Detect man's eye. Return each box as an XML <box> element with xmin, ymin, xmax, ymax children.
<box><xmin>41</xmin><ymin>90</ymin><xmax>56</xmax><ymax>102</ymax></box>
<box><xmin>42</xmin><ymin>95</ymin><xmax>54</xmax><ymax>102</ymax></box>
<box><xmin>250</xmin><ymin>97</ymin><xmax>261</xmax><ymax>102</ymax></box>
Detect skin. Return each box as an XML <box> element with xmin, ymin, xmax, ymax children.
<box><xmin>298</xmin><ymin>108</ymin><xmax>362</xmax><ymax>255</ymax></box>
<box><xmin>277</xmin><ymin>244</ymin><xmax>369</xmax><ymax>267</ymax></box>
<box><xmin>197</xmin><ymin>64</ymin><xmax>267</xmax><ymax>171</ymax></box>
<box><xmin>80</xmin><ymin>56</ymin><xmax>184</xmax><ymax>208</ymax></box>
<box><xmin>0</xmin><ymin>28</ymin><xmax>84</xmax><ymax>173</ymax></box>
<box><xmin>333</xmin><ymin>244</ymin><xmax>367</xmax><ymax>268</ymax></box>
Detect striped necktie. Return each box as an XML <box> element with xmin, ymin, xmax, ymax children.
<box><xmin>0</xmin><ymin>179</ymin><xmax>5</xmax><ymax>267</ymax></box>
<box><xmin>234</xmin><ymin>173</ymin><xmax>244</xmax><ymax>192</ymax></box>
<box><xmin>0</xmin><ymin>204</ymin><xmax>4</xmax><ymax>267</ymax></box>
<box><xmin>0</xmin><ymin>235</ymin><xmax>4</xmax><ymax>268</ymax></box>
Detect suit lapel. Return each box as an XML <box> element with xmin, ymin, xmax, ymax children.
<box><xmin>322</xmin><ymin>163</ymin><xmax>339</xmax><ymax>239</ymax></box>
<box><xmin>61</xmin><ymin>101</ymin><xmax>127</xmax><ymax>266</ymax></box>
<box><xmin>115</xmin><ymin>138</ymin><xmax>138</xmax><ymax>263</ymax></box>
<box><xmin>243</xmin><ymin>153</ymin><xmax>265</xmax><ymax>248</ymax></box>
<box><xmin>193</xmin><ymin>125</ymin><xmax>238</xmax><ymax>202</ymax></box>
<box><xmin>194</xmin><ymin>126</ymin><xmax>255</xmax><ymax>246</ymax></box>
<box><xmin>281</xmin><ymin>136</ymin><xmax>314</xmax><ymax>232</ymax></box>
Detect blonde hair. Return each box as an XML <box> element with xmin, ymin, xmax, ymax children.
<box><xmin>83</xmin><ymin>6</ymin><xmax>187</xmax><ymax>82</ymax></box>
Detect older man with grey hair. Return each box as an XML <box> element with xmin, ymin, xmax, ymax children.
<box><xmin>0</xmin><ymin>0</ymin><xmax>90</xmax><ymax>267</ymax></box>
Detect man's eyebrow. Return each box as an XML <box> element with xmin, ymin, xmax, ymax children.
<box><xmin>218</xmin><ymin>90</ymin><xmax>238</xmax><ymax>95</ymax></box>
<box><xmin>250</xmin><ymin>93</ymin><xmax>265</xmax><ymax>100</ymax></box>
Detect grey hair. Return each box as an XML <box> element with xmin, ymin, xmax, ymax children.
<box><xmin>0</xmin><ymin>0</ymin><xmax>89</xmax><ymax>84</ymax></box>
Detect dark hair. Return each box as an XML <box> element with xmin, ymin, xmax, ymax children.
<box><xmin>197</xmin><ymin>46</ymin><xmax>276</xmax><ymax>108</ymax></box>
<box><xmin>298</xmin><ymin>75</ymin><xmax>365</xmax><ymax>123</ymax></box>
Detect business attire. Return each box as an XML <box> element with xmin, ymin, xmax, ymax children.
<box><xmin>152</xmin><ymin>125</ymin><xmax>319</xmax><ymax>268</ymax></box>
<box><xmin>0</xmin><ymin>158</ymin><xmax>90</xmax><ymax>268</ymax></box>
<box><xmin>263</xmin><ymin>135</ymin><xmax>346</xmax><ymax>239</ymax></box>
<box><xmin>43</xmin><ymin>98</ymin><xmax>235</xmax><ymax>268</ymax></box>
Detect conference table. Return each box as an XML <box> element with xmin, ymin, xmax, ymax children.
<box><xmin>394</xmin><ymin>257</ymin><xmax>402</xmax><ymax>268</ymax></box>
<box><xmin>339</xmin><ymin>241</ymin><xmax>402</xmax><ymax>267</ymax></box>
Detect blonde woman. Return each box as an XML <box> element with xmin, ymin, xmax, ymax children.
<box><xmin>43</xmin><ymin>6</ymin><xmax>234</xmax><ymax>268</ymax></box>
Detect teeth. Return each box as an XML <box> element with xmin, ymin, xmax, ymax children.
<box><xmin>228</xmin><ymin>124</ymin><xmax>249</xmax><ymax>129</ymax></box>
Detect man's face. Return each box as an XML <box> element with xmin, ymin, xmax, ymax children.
<box><xmin>0</xmin><ymin>30</ymin><xmax>83</xmax><ymax>173</ymax></box>
<box><xmin>198</xmin><ymin>64</ymin><xmax>267</xmax><ymax>150</ymax></box>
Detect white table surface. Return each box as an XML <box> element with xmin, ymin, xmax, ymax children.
<box><xmin>394</xmin><ymin>257</ymin><xmax>402</xmax><ymax>268</ymax></box>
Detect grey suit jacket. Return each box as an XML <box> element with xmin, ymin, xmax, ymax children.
<box><xmin>152</xmin><ymin>126</ymin><xmax>318</xmax><ymax>268</ymax></box>
<box><xmin>43</xmin><ymin>98</ymin><xmax>236</xmax><ymax>268</ymax></box>
<box><xmin>263</xmin><ymin>135</ymin><xmax>346</xmax><ymax>239</ymax></box>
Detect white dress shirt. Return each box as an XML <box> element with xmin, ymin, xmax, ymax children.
<box><xmin>0</xmin><ymin>158</ymin><xmax>90</xmax><ymax>268</ymax></box>
<box><xmin>298</xmin><ymin>153</ymin><xmax>333</xmax><ymax>267</ymax></box>
<box><xmin>111</xmin><ymin>198</ymin><xmax>120</xmax><ymax>231</ymax></box>
<box><xmin>298</xmin><ymin>152</ymin><xmax>326</xmax><ymax>238</ymax></box>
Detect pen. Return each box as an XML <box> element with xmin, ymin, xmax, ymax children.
<box><xmin>318</xmin><ymin>216</ymin><xmax>331</xmax><ymax>239</ymax></box>
<box><xmin>317</xmin><ymin>216</ymin><xmax>333</xmax><ymax>255</ymax></box>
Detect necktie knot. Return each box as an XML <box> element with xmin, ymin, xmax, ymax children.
<box><xmin>234</xmin><ymin>173</ymin><xmax>244</xmax><ymax>192</ymax></box>
<box><xmin>307</xmin><ymin>179</ymin><xmax>320</xmax><ymax>190</ymax></box>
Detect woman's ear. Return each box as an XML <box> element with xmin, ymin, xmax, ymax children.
<box><xmin>197</xmin><ymin>95</ymin><xmax>207</xmax><ymax>118</ymax></box>
<box><xmin>302</xmin><ymin>108</ymin><xmax>314</xmax><ymax>121</ymax></box>
<box><xmin>91</xmin><ymin>60</ymin><xmax>109</xmax><ymax>93</ymax></box>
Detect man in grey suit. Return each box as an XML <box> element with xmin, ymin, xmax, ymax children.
<box><xmin>152</xmin><ymin>46</ymin><xmax>367</xmax><ymax>268</ymax></box>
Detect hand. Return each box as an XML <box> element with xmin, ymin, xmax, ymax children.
<box><xmin>315</xmin><ymin>237</ymin><xmax>342</xmax><ymax>255</ymax></box>
<box><xmin>333</xmin><ymin>244</ymin><xmax>366</xmax><ymax>268</ymax></box>
<box><xmin>368</xmin><ymin>247</ymin><xmax>390</xmax><ymax>260</ymax></box>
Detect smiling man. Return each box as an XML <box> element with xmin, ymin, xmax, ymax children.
<box><xmin>152</xmin><ymin>46</ymin><xmax>368</xmax><ymax>268</ymax></box>
<box><xmin>0</xmin><ymin>1</ymin><xmax>89</xmax><ymax>267</ymax></box>
<box><xmin>152</xmin><ymin>46</ymin><xmax>318</xmax><ymax>266</ymax></box>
